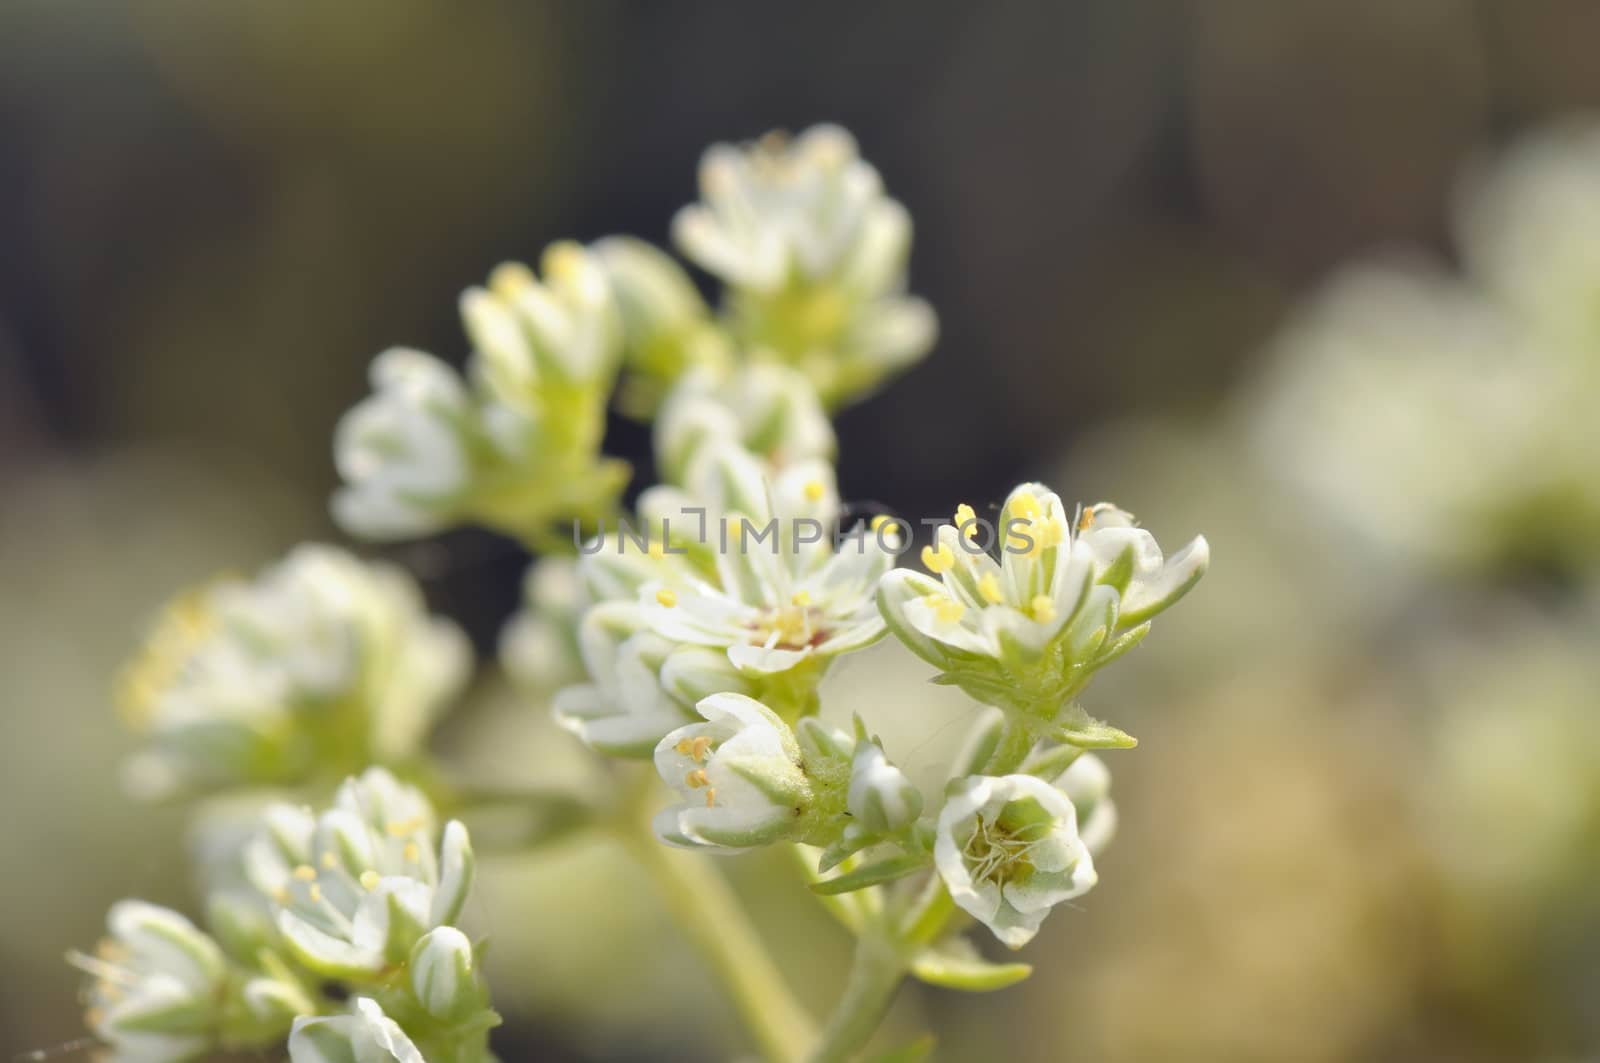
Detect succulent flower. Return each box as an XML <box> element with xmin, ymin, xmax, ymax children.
<box><xmin>673</xmin><ymin>124</ymin><xmax>936</xmax><ymax>408</ymax></box>
<box><xmin>877</xmin><ymin>484</ymin><xmax>1207</xmax><ymax>745</ymax></box>
<box><xmin>591</xmin><ymin>235</ymin><xmax>733</xmax><ymax>418</ymax></box>
<box><xmin>499</xmin><ymin>556</ymin><xmax>587</xmax><ymax>693</ymax></box>
<box><xmin>117</xmin><ymin>545</ymin><xmax>470</xmax><ymax>799</ymax></box>
<box><xmin>847</xmin><ymin>727</ymin><xmax>923</xmax><ymax>836</ymax></box>
<box><xmin>632</xmin><ymin>443</ymin><xmax>894</xmax><ymax>701</ymax></box>
<box><xmin>334</xmin><ymin>244</ymin><xmax>630</xmax><ymax>544</ymax></box>
<box><xmin>934</xmin><ymin>774</ymin><xmax>1098</xmax><ymax>949</ymax></box>
<box><xmin>245</xmin><ymin>768</ymin><xmax>474</xmax><ymax>980</ymax></box>
<box><xmin>654</xmin><ymin>363</ymin><xmax>836</xmax><ymax>485</ymax></box>
<box><xmin>288</xmin><ymin>998</ymin><xmax>424</xmax><ymax>1063</ymax></box>
<box><xmin>652</xmin><ymin>692</ymin><xmax>811</xmax><ymax>850</ymax></box>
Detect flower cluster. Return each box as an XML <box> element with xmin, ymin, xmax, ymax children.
<box><xmin>72</xmin><ymin>769</ymin><xmax>492</xmax><ymax>1063</ymax></box>
<box><xmin>81</xmin><ymin>123</ymin><xmax>1210</xmax><ymax>1063</ymax></box>
<box><xmin>1251</xmin><ymin>118</ymin><xmax>1600</xmax><ymax>573</ymax></box>
<box><xmin>117</xmin><ymin>545</ymin><xmax>470</xmax><ymax>799</ymax></box>
<box><xmin>334</xmin><ymin>245</ymin><xmax>631</xmax><ymax>543</ymax></box>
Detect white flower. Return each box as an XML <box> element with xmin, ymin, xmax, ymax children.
<box><xmin>334</xmin><ymin>245</ymin><xmax>630</xmax><ymax>543</ymax></box>
<box><xmin>672</xmin><ymin>124</ymin><xmax>936</xmax><ymax>407</ymax></box>
<box><xmin>499</xmin><ymin>556</ymin><xmax>587</xmax><ymax>692</ymax></box>
<box><xmin>591</xmin><ymin>235</ymin><xmax>732</xmax><ymax>417</ymax></box>
<box><xmin>848</xmin><ymin>733</ymin><xmax>923</xmax><ymax>835</ymax></box>
<box><xmin>654</xmin><ymin>363</ymin><xmax>836</xmax><ymax>485</ymax></box>
<box><xmin>634</xmin><ymin>443</ymin><xmax>894</xmax><ymax>684</ymax></box>
<box><xmin>1054</xmin><ymin>753</ymin><xmax>1117</xmax><ymax>857</ymax></box>
<box><xmin>117</xmin><ymin>545</ymin><xmax>470</xmax><ymax>799</ymax></box>
<box><xmin>246</xmin><ymin>768</ymin><xmax>474</xmax><ymax>980</ymax></box>
<box><xmin>409</xmin><ymin>926</ymin><xmax>489</xmax><ymax>1024</ymax></box>
<box><xmin>332</xmin><ymin>348</ymin><xmax>476</xmax><ymax>539</ymax></box>
<box><xmin>553</xmin><ymin>601</ymin><xmax>751</xmax><ymax>757</ymax></box>
<box><xmin>289</xmin><ymin>998</ymin><xmax>424</xmax><ymax>1063</ymax></box>
<box><xmin>68</xmin><ymin>902</ymin><xmax>228</xmax><ymax>1062</ymax></box>
<box><xmin>876</xmin><ymin>484</ymin><xmax>1207</xmax><ymax>738</ymax></box>
<box><xmin>934</xmin><ymin>774</ymin><xmax>1098</xmax><ymax>949</ymax></box>
<box><xmin>652</xmin><ymin>692</ymin><xmax>810</xmax><ymax>850</ymax></box>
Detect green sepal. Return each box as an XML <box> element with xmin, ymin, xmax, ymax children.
<box><xmin>1050</xmin><ymin>708</ymin><xmax>1137</xmax><ymax>750</ymax></box>
<box><xmin>810</xmin><ymin>850</ymin><xmax>929</xmax><ymax>895</ymax></box>
<box><xmin>909</xmin><ymin>946</ymin><xmax>1033</xmax><ymax>992</ymax></box>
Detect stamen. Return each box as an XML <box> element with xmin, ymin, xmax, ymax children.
<box><xmin>954</xmin><ymin>503</ymin><xmax>978</xmax><ymax>539</ymax></box>
<box><xmin>804</xmin><ymin>479</ymin><xmax>826</xmax><ymax>502</ymax></box>
<box><xmin>292</xmin><ymin>865</ymin><xmax>318</xmax><ymax>882</ymax></box>
<box><xmin>923</xmin><ymin>594</ymin><xmax>965</xmax><ymax>624</ymax></box>
<box><xmin>921</xmin><ymin>544</ymin><xmax>955</xmax><ymax>574</ymax></box>
<box><xmin>685</xmin><ymin>769</ymin><xmax>710</xmax><ymax>789</ymax></box>
<box><xmin>704</xmin><ymin>787</ymin><xmax>718</xmax><ymax>808</ymax></box>
<box><xmin>689</xmin><ymin>736</ymin><xmax>713</xmax><ymax>762</ymax></box>
<box><xmin>870</xmin><ymin>514</ymin><xmax>900</xmax><ymax>537</ymax></box>
<box><xmin>320</xmin><ymin>852</ymin><xmax>339</xmax><ymax>871</ymax></box>
<box><xmin>386</xmin><ymin>816</ymin><xmax>425</xmax><ymax>838</ymax></box>
<box><xmin>656</xmin><ymin>588</ymin><xmax>678</xmax><ymax>608</ymax></box>
<box><xmin>402</xmin><ymin>842</ymin><xmax>421</xmax><ymax>864</ymax></box>
<box><xmin>308</xmin><ymin>883</ymin><xmax>322</xmax><ymax>904</ymax></box>
<box><xmin>791</xmin><ymin>590</ymin><xmax>811</xmax><ymax>606</ymax></box>
<box><xmin>1030</xmin><ymin>595</ymin><xmax>1056</xmax><ymax>623</ymax></box>
<box><xmin>978</xmin><ymin>572</ymin><xmax>1003</xmax><ymax>604</ymax></box>
<box><xmin>647</xmin><ymin>541</ymin><xmax>666</xmax><ymax>560</ymax></box>
<box><xmin>360</xmin><ymin>870</ymin><xmax>381</xmax><ymax>891</ymax></box>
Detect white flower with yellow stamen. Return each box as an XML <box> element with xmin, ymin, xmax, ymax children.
<box><xmin>672</xmin><ymin>124</ymin><xmax>936</xmax><ymax>408</ymax></box>
<box><xmin>635</xmin><ymin>443</ymin><xmax>894</xmax><ymax>687</ymax></box>
<box><xmin>117</xmin><ymin>545</ymin><xmax>470</xmax><ymax>800</ymax></box>
<box><xmin>335</xmin><ymin>244</ymin><xmax>630</xmax><ymax>544</ymax></box>
<box><xmin>654</xmin><ymin>363</ymin><xmax>836</xmax><ymax>485</ymax></box>
<box><xmin>652</xmin><ymin>692</ymin><xmax>811</xmax><ymax>851</ymax></box>
<box><xmin>934</xmin><ymin>774</ymin><xmax>1098</xmax><ymax>949</ymax></box>
<box><xmin>68</xmin><ymin>902</ymin><xmax>230</xmax><ymax>1063</ymax></box>
<box><xmin>245</xmin><ymin>768</ymin><xmax>474</xmax><ymax>981</ymax></box>
<box><xmin>877</xmin><ymin>483</ymin><xmax>1207</xmax><ymax>744</ymax></box>
<box><xmin>288</xmin><ymin>997</ymin><xmax>424</xmax><ymax>1063</ymax></box>
<box><xmin>1052</xmin><ymin>752</ymin><xmax>1117</xmax><ymax>857</ymax></box>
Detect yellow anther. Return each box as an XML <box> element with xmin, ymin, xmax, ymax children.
<box><xmin>402</xmin><ymin>842</ymin><xmax>421</xmax><ymax>864</ymax></box>
<box><xmin>1077</xmin><ymin>506</ymin><xmax>1097</xmax><ymax>532</ymax></box>
<box><xmin>804</xmin><ymin>479</ymin><xmax>826</xmax><ymax>502</ymax></box>
<box><xmin>1010</xmin><ymin>493</ymin><xmax>1041</xmax><ymax>521</ymax></box>
<box><xmin>386</xmin><ymin>816</ymin><xmax>424</xmax><ymax>838</ymax></box>
<box><xmin>320</xmin><ymin>852</ymin><xmax>339</xmax><ymax>871</ymax></box>
<box><xmin>954</xmin><ymin>503</ymin><xmax>978</xmax><ymax>538</ymax></box>
<box><xmin>791</xmin><ymin>590</ymin><xmax>812</xmax><ymax>607</ymax></box>
<box><xmin>870</xmin><ymin>514</ymin><xmax>901</xmax><ymax>537</ymax></box>
<box><xmin>686</xmin><ymin>769</ymin><xmax>710</xmax><ymax>789</ymax></box>
<box><xmin>921</xmin><ymin>544</ymin><xmax>954</xmax><ymax>574</ymax></box>
<box><xmin>675</xmin><ymin>738</ymin><xmax>695</xmax><ymax>756</ymax></box>
<box><xmin>488</xmin><ymin>261</ymin><xmax>536</xmax><ymax>299</ymax></box>
<box><xmin>647</xmin><ymin>540</ymin><xmax>665</xmax><ymax>560</ymax></box>
<box><xmin>689</xmin><ymin>736</ymin><xmax>713</xmax><ymax>762</ymax></box>
<box><xmin>292</xmin><ymin>865</ymin><xmax>318</xmax><ymax>882</ymax></box>
<box><xmin>543</xmin><ymin>241</ymin><xmax>587</xmax><ymax>284</ymax></box>
<box><xmin>272</xmin><ymin>887</ymin><xmax>290</xmax><ymax>905</ymax></box>
<box><xmin>1034</xmin><ymin>522</ymin><xmax>1063</xmax><ymax>552</ymax></box>
<box><xmin>656</xmin><ymin>588</ymin><xmax>678</xmax><ymax>608</ymax></box>
<box><xmin>1031</xmin><ymin>595</ymin><xmax>1056</xmax><ymax>623</ymax></box>
<box><xmin>923</xmin><ymin>594</ymin><xmax>965</xmax><ymax>624</ymax></box>
<box><xmin>308</xmin><ymin>883</ymin><xmax>322</xmax><ymax>904</ymax></box>
<box><xmin>704</xmin><ymin>787</ymin><xmax>718</xmax><ymax>808</ymax></box>
<box><xmin>978</xmin><ymin>572</ymin><xmax>1004</xmax><ymax>604</ymax></box>
<box><xmin>360</xmin><ymin>870</ymin><xmax>381</xmax><ymax>891</ymax></box>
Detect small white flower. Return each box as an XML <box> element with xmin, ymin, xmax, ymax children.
<box><xmin>848</xmin><ymin>734</ymin><xmax>923</xmax><ymax>835</ymax></box>
<box><xmin>409</xmin><ymin>925</ymin><xmax>488</xmax><ymax>1024</ymax></box>
<box><xmin>934</xmin><ymin>774</ymin><xmax>1098</xmax><ymax>949</ymax></box>
<box><xmin>635</xmin><ymin>443</ymin><xmax>893</xmax><ymax>683</ymax></box>
<box><xmin>877</xmin><ymin>484</ymin><xmax>1206</xmax><ymax>733</ymax></box>
<box><xmin>117</xmin><ymin>545</ymin><xmax>470</xmax><ymax>799</ymax></box>
<box><xmin>652</xmin><ymin>692</ymin><xmax>810</xmax><ymax>850</ymax></box>
<box><xmin>68</xmin><ymin>901</ymin><xmax>228</xmax><ymax>1062</ymax></box>
<box><xmin>1054</xmin><ymin>753</ymin><xmax>1117</xmax><ymax>857</ymax></box>
<box><xmin>288</xmin><ymin>997</ymin><xmax>424</xmax><ymax>1063</ymax></box>
<box><xmin>592</xmin><ymin>235</ymin><xmax>733</xmax><ymax>417</ymax></box>
<box><xmin>672</xmin><ymin>124</ymin><xmax>936</xmax><ymax>407</ymax></box>
<box><xmin>246</xmin><ymin>768</ymin><xmax>474</xmax><ymax>980</ymax></box>
<box><xmin>655</xmin><ymin>363</ymin><xmax>836</xmax><ymax>485</ymax></box>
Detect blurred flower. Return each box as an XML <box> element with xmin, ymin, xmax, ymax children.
<box><xmin>652</xmin><ymin>692</ymin><xmax>810</xmax><ymax>851</ymax></box>
<box><xmin>934</xmin><ymin>773</ymin><xmax>1098</xmax><ymax>949</ymax></box>
<box><xmin>409</xmin><ymin>925</ymin><xmax>490</xmax><ymax>1024</ymax></box>
<box><xmin>654</xmin><ymin>362</ymin><xmax>836</xmax><ymax>485</ymax></box>
<box><xmin>499</xmin><ymin>556</ymin><xmax>587</xmax><ymax>693</ymax></box>
<box><xmin>245</xmin><ymin>768</ymin><xmax>474</xmax><ymax>980</ymax></box>
<box><xmin>673</xmin><ymin>124</ymin><xmax>936</xmax><ymax>408</ymax></box>
<box><xmin>1049</xmin><ymin>752</ymin><xmax>1117</xmax><ymax>857</ymax></box>
<box><xmin>288</xmin><ymin>998</ymin><xmax>423</xmax><ymax>1063</ymax></box>
<box><xmin>334</xmin><ymin>245</ymin><xmax>630</xmax><ymax>544</ymax></box>
<box><xmin>117</xmin><ymin>545</ymin><xmax>470</xmax><ymax>799</ymax></box>
<box><xmin>1250</xmin><ymin>117</ymin><xmax>1600</xmax><ymax>575</ymax></box>
<box><xmin>69</xmin><ymin>901</ymin><xmax>229</xmax><ymax>1062</ymax></box>
<box><xmin>592</xmin><ymin>236</ymin><xmax>733</xmax><ymax>418</ymax></box>
<box><xmin>877</xmin><ymin>484</ymin><xmax>1207</xmax><ymax>745</ymax></box>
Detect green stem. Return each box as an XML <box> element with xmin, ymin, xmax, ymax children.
<box><xmin>983</xmin><ymin>720</ymin><xmax>1036</xmax><ymax>776</ymax></box>
<box><xmin>613</xmin><ymin>780</ymin><xmax>817</xmax><ymax>1062</ymax></box>
<box><xmin>807</xmin><ymin>934</ymin><xmax>908</xmax><ymax>1063</ymax></box>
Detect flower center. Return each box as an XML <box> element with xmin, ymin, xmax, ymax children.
<box><xmin>963</xmin><ymin>819</ymin><xmax>1048</xmax><ymax>887</ymax></box>
<box><xmin>752</xmin><ymin>603</ymin><xmax>822</xmax><ymax>649</ymax></box>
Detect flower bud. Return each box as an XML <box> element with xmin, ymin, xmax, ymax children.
<box><xmin>410</xmin><ymin>926</ymin><xmax>489</xmax><ymax>1024</ymax></box>
<box><xmin>848</xmin><ymin>735</ymin><xmax>923</xmax><ymax>835</ymax></box>
<box><xmin>288</xmin><ymin>997</ymin><xmax>423</xmax><ymax>1063</ymax></box>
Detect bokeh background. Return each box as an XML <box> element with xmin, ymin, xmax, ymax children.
<box><xmin>4</xmin><ymin>2</ymin><xmax>1600</xmax><ymax>1060</ymax></box>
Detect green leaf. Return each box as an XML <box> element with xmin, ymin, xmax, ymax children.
<box><xmin>910</xmin><ymin>946</ymin><xmax>1033</xmax><ymax>992</ymax></box>
<box><xmin>810</xmin><ymin>851</ymin><xmax>929</xmax><ymax>895</ymax></box>
<box><xmin>1051</xmin><ymin>708</ymin><xmax>1137</xmax><ymax>750</ymax></box>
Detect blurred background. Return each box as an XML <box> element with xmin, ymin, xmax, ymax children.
<box><xmin>4</xmin><ymin>1</ymin><xmax>1600</xmax><ymax>1060</ymax></box>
